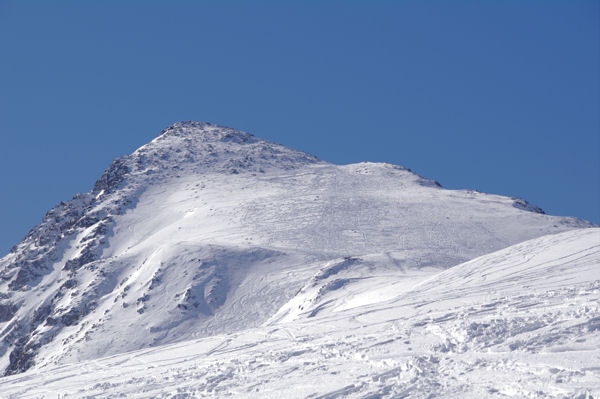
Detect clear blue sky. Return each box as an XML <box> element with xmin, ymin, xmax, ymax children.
<box><xmin>1</xmin><ymin>1</ymin><xmax>599</xmax><ymax>255</ymax></box>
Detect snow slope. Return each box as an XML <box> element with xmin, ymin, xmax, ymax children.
<box><xmin>0</xmin><ymin>121</ymin><xmax>595</xmax><ymax>380</ymax></box>
<box><xmin>1</xmin><ymin>228</ymin><xmax>598</xmax><ymax>398</ymax></box>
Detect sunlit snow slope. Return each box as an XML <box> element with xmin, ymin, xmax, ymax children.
<box><xmin>0</xmin><ymin>122</ymin><xmax>595</xmax><ymax>382</ymax></box>
<box><xmin>2</xmin><ymin>228</ymin><xmax>598</xmax><ymax>398</ymax></box>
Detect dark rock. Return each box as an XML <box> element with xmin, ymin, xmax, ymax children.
<box><xmin>63</xmin><ymin>247</ymin><xmax>96</xmax><ymax>271</ymax></box>
<box><xmin>513</xmin><ymin>198</ymin><xmax>545</xmax><ymax>214</ymax></box>
<box><xmin>76</xmin><ymin>215</ymin><xmax>100</xmax><ymax>229</ymax></box>
<box><xmin>60</xmin><ymin>279</ymin><xmax>78</xmax><ymax>289</ymax></box>
<box><xmin>32</xmin><ymin>304</ymin><xmax>53</xmax><ymax>324</ymax></box>
<box><xmin>5</xmin><ymin>337</ymin><xmax>40</xmax><ymax>376</ymax></box>
<box><xmin>93</xmin><ymin>158</ymin><xmax>130</xmax><ymax>194</ymax></box>
<box><xmin>59</xmin><ymin>308</ymin><xmax>81</xmax><ymax>326</ymax></box>
<box><xmin>0</xmin><ymin>302</ymin><xmax>18</xmax><ymax>322</ymax></box>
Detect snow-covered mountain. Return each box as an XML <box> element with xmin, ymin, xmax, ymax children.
<box><xmin>0</xmin><ymin>122</ymin><xmax>597</xmax><ymax>396</ymax></box>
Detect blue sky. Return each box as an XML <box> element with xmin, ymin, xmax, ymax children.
<box><xmin>0</xmin><ymin>1</ymin><xmax>599</xmax><ymax>255</ymax></box>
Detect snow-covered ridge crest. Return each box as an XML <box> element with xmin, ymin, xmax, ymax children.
<box><xmin>136</xmin><ymin>121</ymin><xmax>322</xmax><ymax>176</ymax></box>
<box><xmin>96</xmin><ymin>121</ymin><xmax>322</xmax><ymax>197</ymax></box>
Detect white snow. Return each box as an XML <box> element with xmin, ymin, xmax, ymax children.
<box><xmin>1</xmin><ymin>228</ymin><xmax>598</xmax><ymax>398</ymax></box>
<box><xmin>0</xmin><ymin>122</ymin><xmax>597</xmax><ymax>397</ymax></box>
<box><xmin>24</xmin><ymin>160</ymin><xmax>588</xmax><ymax>368</ymax></box>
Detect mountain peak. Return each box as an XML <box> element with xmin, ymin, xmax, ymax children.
<box><xmin>133</xmin><ymin>121</ymin><xmax>321</xmax><ymax>177</ymax></box>
<box><xmin>156</xmin><ymin>121</ymin><xmax>257</xmax><ymax>144</ymax></box>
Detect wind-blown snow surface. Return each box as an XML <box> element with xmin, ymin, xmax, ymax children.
<box><xmin>1</xmin><ymin>228</ymin><xmax>599</xmax><ymax>398</ymax></box>
<box><xmin>0</xmin><ymin>122</ymin><xmax>597</xmax><ymax>396</ymax></box>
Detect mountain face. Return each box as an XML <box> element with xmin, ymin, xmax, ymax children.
<box><xmin>0</xmin><ymin>122</ymin><xmax>594</xmax><ymax>378</ymax></box>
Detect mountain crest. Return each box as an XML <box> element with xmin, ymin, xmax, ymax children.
<box><xmin>157</xmin><ymin>121</ymin><xmax>257</xmax><ymax>143</ymax></box>
<box><xmin>136</xmin><ymin>121</ymin><xmax>321</xmax><ymax>176</ymax></box>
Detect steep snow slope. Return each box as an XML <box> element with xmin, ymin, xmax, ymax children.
<box><xmin>0</xmin><ymin>122</ymin><xmax>594</xmax><ymax>376</ymax></box>
<box><xmin>1</xmin><ymin>228</ymin><xmax>598</xmax><ymax>398</ymax></box>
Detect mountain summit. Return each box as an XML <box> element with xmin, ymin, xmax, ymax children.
<box><xmin>0</xmin><ymin>122</ymin><xmax>595</xmax><ymax>379</ymax></box>
<box><xmin>130</xmin><ymin>121</ymin><xmax>321</xmax><ymax>176</ymax></box>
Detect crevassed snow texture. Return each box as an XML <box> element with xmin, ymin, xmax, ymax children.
<box><xmin>1</xmin><ymin>228</ymin><xmax>598</xmax><ymax>398</ymax></box>
<box><xmin>0</xmin><ymin>122</ymin><xmax>595</xmax><ymax>381</ymax></box>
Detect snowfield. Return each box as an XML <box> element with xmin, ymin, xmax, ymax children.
<box><xmin>0</xmin><ymin>122</ymin><xmax>597</xmax><ymax>397</ymax></box>
<box><xmin>1</xmin><ymin>228</ymin><xmax>598</xmax><ymax>398</ymax></box>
